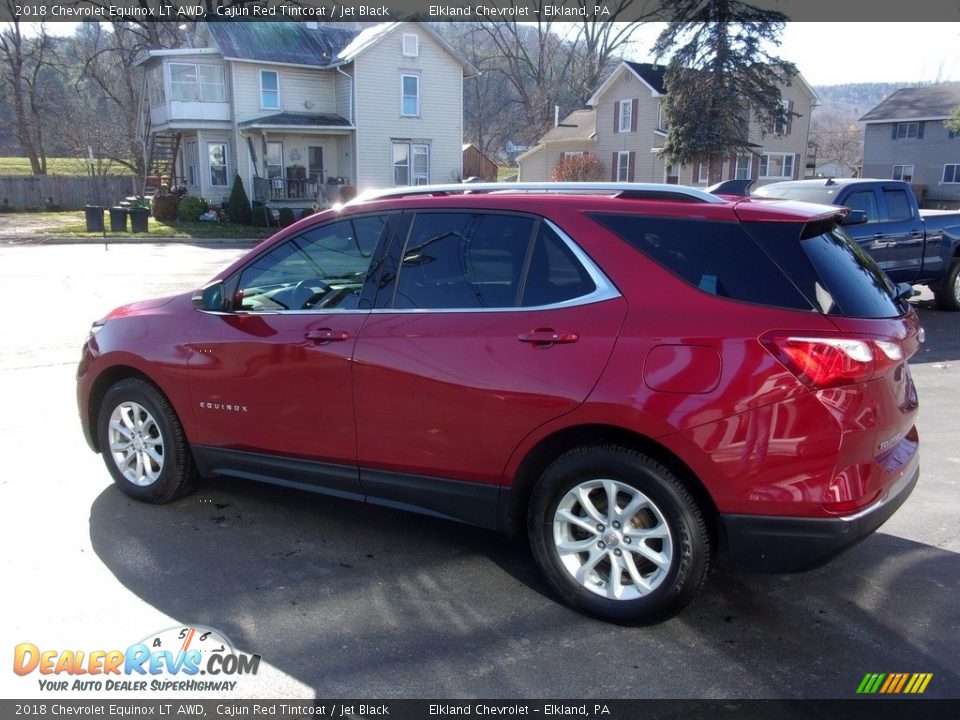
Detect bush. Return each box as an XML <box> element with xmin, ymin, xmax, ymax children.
<box><xmin>227</xmin><ymin>175</ymin><xmax>252</xmax><ymax>225</ymax></box>
<box><xmin>152</xmin><ymin>194</ymin><xmax>178</xmax><ymax>221</ymax></box>
<box><xmin>551</xmin><ymin>154</ymin><xmax>605</xmax><ymax>182</ymax></box>
<box><xmin>177</xmin><ymin>196</ymin><xmax>208</xmax><ymax>222</ymax></box>
<box><xmin>278</xmin><ymin>207</ymin><xmax>296</xmax><ymax>227</ymax></box>
<box><xmin>251</xmin><ymin>201</ymin><xmax>275</xmax><ymax>228</ymax></box>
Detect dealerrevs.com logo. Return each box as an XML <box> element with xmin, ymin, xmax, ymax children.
<box><xmin>13</xmin><ymin>626</ymin><xmax>260</xmax><ymax>692</ymax></box>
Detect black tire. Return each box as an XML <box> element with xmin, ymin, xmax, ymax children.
<box><xmin>528</xmin><ymin>446</ymin><xmax>710</xmax><ymax>624</ymax></box>
<box><xmin>933</xmin><ymin>260</ymin><xmax>960</xmax><ymax>311</ymax></box>
<box><xmin>97</xmin><ymin>378</ymin><xmax>197</xmax><ymax>504</ymax></box>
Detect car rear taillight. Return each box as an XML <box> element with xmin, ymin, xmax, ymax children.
<box><xmin>761</xmin><ymin>334</ymin><xmax>904</xmax><ymax>389</ymax></box>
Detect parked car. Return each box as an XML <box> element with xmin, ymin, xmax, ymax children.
<box><xmin>753</xmin><ymin>178</ymin><xmax>960</xmax><ymax>311</ymax></box>
<box><xmin>77</xmin><ymin>182</ymin><xmax>922</xmax><ymax>624</ymax></box>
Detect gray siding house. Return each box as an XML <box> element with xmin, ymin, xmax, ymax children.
<box><xmin>136</xmin><ymin>22</ymin><xmax>475</xmax><ymax>210</ymax></box>
<box><xmin>519</xmin><ymin>61</ymin><xmax>817</xmax><ymax>187</ymax></box>
<box><xmin>860</xmin><ymin>82</ymin><xmax>960</xmax><ymax>204</ymax></box>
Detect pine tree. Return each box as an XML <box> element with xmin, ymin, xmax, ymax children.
<box><xmin>946</xmin><ymin>107</ymin><xmax>960</xmax><ymax>134</ymax></box>
<box><xmin>654</xmin><ymin>0</ymin><xmax>797</xmax><ymax>181</ymax></box>
<box><xmin>227</xmin><ymin>174</ymin><xmax>252</xmax><ymax>225</ymax></box>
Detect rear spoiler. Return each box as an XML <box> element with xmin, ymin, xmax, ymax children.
<box><xmin>706</xmin><ymin>179</ymin><xmax>755</xmax><ymax>197</ymax></box>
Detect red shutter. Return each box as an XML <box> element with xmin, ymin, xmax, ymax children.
<box><xmin>631</xmin><ymin>99</ymin><xmax>638</xmax><ymax>132</ymax></box>
<box><xmin>628</xmin><ymin>152</ymin><xmax>636</xmax><ymax>181</ymax></box>
<box><xmin>611</xmin><ymin>152</ymin><xmax>618</xmax><ymax>181</ymax></box>
<box><xmin>792</xmin><ymin>153</ymin><xmax>801</xmax><ymax>179</ymax></box>
<box><xmin>613</xmin><ymin>102</ymin><xmax>620</xmax><ymax>134</ymax></box>
<box><xmin>786</xmin><ymin>100</ymin><xmax>794</xmax><ymax>136</ymax></box>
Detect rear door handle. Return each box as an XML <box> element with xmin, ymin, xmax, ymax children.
<box><xmin>305</xmin><ymin>328</ymin><xmax>350</xmax><ymax>343</ymax></box>
<box><xmin>518</xmin><ymin>329</ymin><xmax>579</xmax><ymax>346</ymax></box>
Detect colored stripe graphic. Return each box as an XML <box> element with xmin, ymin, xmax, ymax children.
<box><xmin>857</xmin><ymin>672</ymin><xmax>932</xmax><ymax>694</ymax></box>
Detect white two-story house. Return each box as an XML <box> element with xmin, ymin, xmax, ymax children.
<box><xmin>519</xmin><ymin>61</ymin><xmax>817</xmax><ymax>188</ymax></box>
<box><xmin>136</xmin><ymin>22</ymin><xmax>475</xmax><ymax>210</ymax></box>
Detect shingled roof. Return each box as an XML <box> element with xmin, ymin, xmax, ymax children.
<box><xmin>206</xmin><ymin>23</ymin><xmax>356</xmax><ymax>67</ymax></box>
<box><xmin>238</xmin><ymin>112</ymin><xmax>353</xmax><ymax>129</ymax></box>
<box><xmin>537</xmin><ymin>109</ymin><xmax>597</xmax><ymax>143</ymax></box>
<box><xmin>624</xmin><ymin>62</ymin><xmax>668</xmax><ymax>94</ymax></box>
<box><xmin>859</xmin><ymin>82</ymin><xmax>960</xmax><ymax>122</ymax></box>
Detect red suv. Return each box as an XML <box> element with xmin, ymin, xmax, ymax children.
<box><xmin>77</xmin><ymin>183</ymin><xmax>921</xmax><ymax>624</ymax></box>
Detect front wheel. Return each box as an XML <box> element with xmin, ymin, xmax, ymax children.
<box><xmin>97</xmin><ymin>378</ymin><xmax>197</xmax><ymax>503</ymax></box>
<box><xmin>933</xmin><ymin>260</ymin><xmax>960</xmax><ymax>311</ymax></box>
<box><xmin>528</xmin><ymin>446</ymin><xmax>711</xmax><ymax>624</ymax></box>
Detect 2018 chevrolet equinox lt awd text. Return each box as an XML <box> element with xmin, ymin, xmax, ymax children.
<box><xmin>78</xmin><ymin>182</ymin><xmax>922</xmax><ymax>624</ymax></box>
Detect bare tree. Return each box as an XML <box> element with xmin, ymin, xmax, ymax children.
<box><xmin>809</xmin><ymin>109</ymin><xmax>863</xmax><ymax>177</ymax></box>
<box><xmin>0</xmin><ymin>9</ymin><xmax>55</xmax><ymax>174</ymax></box>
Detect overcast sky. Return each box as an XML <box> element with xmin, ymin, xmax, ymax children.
<box><xmin>37</xmin><ymin>20</ymin><xmax>960</xmax><ymax>87</ymax></box>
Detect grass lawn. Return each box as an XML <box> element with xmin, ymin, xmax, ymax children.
<box><xmin>497</xmin><ymin>166</ymin><xmax>519</xmax><ymax>182</ymax></box>
<box><xmin>45</xmin><ymin>211</ymin><xmax>273</xmax><ymax>240</ymax></box>
<box><xmin>0</xmin><ymin>157</ymin><xmax>129</xmax><ymax>176</ymax></box>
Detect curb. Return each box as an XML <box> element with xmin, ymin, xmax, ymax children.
<box><xmin>0</xmin><ymin>235</ymin><xmax>264</xmax><ymax>246</ymax></box>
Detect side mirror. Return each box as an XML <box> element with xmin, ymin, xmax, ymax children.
<box><xmin>192</xmin><ymin>281</ymin><xmax>227</xmax><ymax>312</ymax></box>
<box><xmin>841</xmin><ymin>210</ymin><xmax>868</xmax><ymax>226</ymax></box>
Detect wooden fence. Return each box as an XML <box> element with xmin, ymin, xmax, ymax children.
<box><xmin>0</xmin><ymin>175</ymin><xmax>139</xmax><ymax>211</ymax></box>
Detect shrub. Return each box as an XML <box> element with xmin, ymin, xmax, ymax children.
<box><xmin>227</xmin><ymin>175</ymin><xmax>252</xmax><ymax>225</ymax></box>
<box><xmin>340</xmin><ymin>185</ymin><xmax>357</xmax><ymax>202</ymax></box>
<box><xmin>152</xmin><ymin>194</ymin><xmax>178</xmax><ymax>221</ymax></box>
<box><xmin>551</xmin><ymin>154</ymin><xmax>605</xmax><ymax>182</ymax></box>
<box><xmin>177</xmin><ymin>196</ymin><xmax>208</xmax><ymax>222</ymax></box>
<box><xmin>278</xmin><ymin>207</ymin><xmax>296</xmax><ymax>227</ymax></box>
<box><xmin>251</xmin><ymin>201</ymin><xmax>275</xmax><ymax>228</ymax></box>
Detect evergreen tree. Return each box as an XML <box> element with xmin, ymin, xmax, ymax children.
<box><xmin>946</xmin><ymin>107</ymin><xmax>960</xmax><ymax>134</ymax></box>
<box><xmin>227</xmin><ymin>174</ymin><xmax>252</xmax><ymax>225</ymax></box>
<box><xmin>654</xmin><ymin>1</ymin><xmax>797</xmax><ymax>181</ymax></box>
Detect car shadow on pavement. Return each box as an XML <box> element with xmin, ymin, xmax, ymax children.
<box><xmin>89</xmin><ymin>476</ymin><xmax>960</xmax><ymax>697</ymax></box>
<box><xmin>910</xmin><ymin>301</ymin><xmax>960</xmax><ymax>364</ymax></box>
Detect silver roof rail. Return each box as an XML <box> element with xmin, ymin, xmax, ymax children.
<box><xmin>345</xmin><ymin>182</ymin><xmax>727</xmax><ymax>206</ymax></box>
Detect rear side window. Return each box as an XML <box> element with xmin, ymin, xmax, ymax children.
<box><xmin>744</xmin><ymin>222</ymin><xmax>903</xmax><ymax>319</ymax></box>
<box><xmin>883</xmin><ymin>189</ymin><xmax>913</xmax><ymax>221</ymax></box>
<box><xmin>590</xmin><ymin>214</ymin><xmax>813</xmax><ymax>311</ymax></box>
<box><xmin>521</xmin><ymin>224</ymin><xmax>596</xmax><ymax>307</ymax></box>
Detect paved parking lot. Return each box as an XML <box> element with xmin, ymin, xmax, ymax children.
<box><xmin>1</xmin><ymin>242</ymin><xmax>958</xmax><ymax>700</ymax></box>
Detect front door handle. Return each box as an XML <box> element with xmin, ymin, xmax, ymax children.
<box><xmin>305</xmin><ymin>328</ymin><xmax>350</xmax><ymax>343</ymax></box>
<box><xmin>518</xmin><ymin>329</ymin><xmax>579</xmax><ymax>346</ymax></box>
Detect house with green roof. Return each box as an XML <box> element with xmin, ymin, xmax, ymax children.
<box><xmin>136</xmin><ymin>22</ymin><xmax>476</xmax><ymax>212</ymax></box>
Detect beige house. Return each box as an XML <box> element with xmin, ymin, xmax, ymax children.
<box><xmin>519</xmin><ymin>61</ymin><xmax>818</xmax><ymax>187</ymax></box>
<box><xmin>136</xmin><ymin>22</ymin><xmax>476</xmax><ymax>211</ymax></box>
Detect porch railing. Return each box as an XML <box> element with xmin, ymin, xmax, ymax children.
<box><xmin>254</xmin><ymin>177</ymin><xmax>322</xmax><ymax>203</ymax></box>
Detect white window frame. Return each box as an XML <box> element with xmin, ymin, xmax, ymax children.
<box><xmin>169</xmin><ymin>63</ymin><xmax>225</xmax><ymax>103</ymax></box>
<box><xmin>656</xmin><ymin>102</ymin><xmax>667</xmax><ymax>132</ymax></box>
<box><xmin>208</xmin><ymin>142</ymin><xmax>228</xmax><ymax>187</ymax></box>
<box><xmin>402</xmin><ymin>33</ymin><xmax>419</xmax><ymax>57</ymax></box>
<box><xmin>735</xmin><ymin>154</ymin><xmax>752</xmax><ymax>180</ymax></box>
<box><xmin>400</xmin><ymin>73</ymin><xmax>420</xmax><ymax>117</ymax></box>
<box><xmin>892</xmin><ymin>164</ymin><xmax>915</xmax><ymax>182</ymax></box>
<box><xmin>697</xmin><ymin>163</ymin><xmax>710</xmax><ymax>184</ymax></box>
<box><xmin>265</xmin><ymin>141</ymin><xmax>284</xmax><ymax>180</ymax></box>
<box><xmin>184</xmin><ymin>141</ymin><xmax>199</xmax><ymax>187</ymax></box>
<box><xmin>618</xmin><ymin>100</ymin><xmax>633</xmax><ymax>133</ymax></box>
<box><xmin>393</xmin><ymin>141</ymin><xmax>430</xmax><ymax>186</ymax></box>
<box><xmin>260</xmin><ymin>70</ymin><xmax>280</xmax><ymax>110</ymax></box>
<box><xmin>759</xmin><ymin>152</ymin><xmax>794</xmax><ymax>179</ymax></box>
<box><xmin>895</xmin><ymin>122</ymin><xmax>920</xmax><ymax>139</ymax></box>
<box><xmin>942</xmin><ymin>164</ymin><xmax>960</xmax><ymax>183</ymax></box>
<box><xmin>616</xmin><ymin>151</ymin><xmax>630</xmax><ymax>182</ymax></box>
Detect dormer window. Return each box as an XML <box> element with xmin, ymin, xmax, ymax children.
<box><xmin>402</xmin><ymin>33</ymin><xmax>419</xmax><ymax>58</ymax></box>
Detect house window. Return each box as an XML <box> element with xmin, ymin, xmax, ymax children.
<box><xmin>401</xmin><ymin>74</ymin><xmax>420</xmax><ymax>117</ymax></box>
<box><xmin>895</xmin><ymin>122</ymin><xmax>920</xmax><ymax>139</ymax></box>
<box><xmin>616</xmin><ymin>151</ymin><xmax>630</xmax><ymax>182</ymax></box>
<box><xmin>265</xmin><ymin>142</ymin><xmax>283</xmax><ymax>180</ymax></box>
<box><xmin>147</xmin><ymin>65</ymin><xmax>164</xmax><ymax>105</ymax></box>
<box><xmin>208</xmin><ymin>143</ymin><xmax>228</xmax><ymax>187</ymax></box>
<box><xmin>759</xmin><ymin>153</ymin><xmax>794</xmax><ymax>179</ymax></box>
<box><xmin>944</xmin><ymin>164</ymin><xmax>960</xmax><ymax>183</ymax></box>
<box><xmin>657</xmin><ymin>103</ymin><xmax>667</xmax><ymax>132</ymax></box>
<box><xmin>260</xmin><ymin>70</ymin><xmax>280</xmax><ymax>110</ymax></box>
<box><xmin>169</xmin><ymin>63</ymin><xmax>225</xmax><ymax>102</ymax></box>
<box><xmin>402</xmin><ymin>33</ymin><xmax>419</xmax><ymax>57</ymax></box>
<box><xmin>697</xmin><ymin>163</ymin><xmax>710</xmax><ymax>184</ymax></box>
<box><xmin>184</xmin><ymin>141</ymin><xmax>198</xmax><ymax>186</ymax></box>
<box><xmin>892</xmin><ymin>164</ymin><xmax>914</xmax><ymax>182</ymax></box>
<box><xmin>735</xmin><ymin>155</ymin><xmax>752</xmax><ymax>180</ymax></box>
<box><xmin>618</xmin><ymin>100</ymin><xmax>633</xmax><ymax>133</ymax></box>
<box><xmin>774</xmin><ymin>100</ymin><xmax>790</xmax><ymax>135</ymax></box>
<box><xmin>393</xmin><ymin>141</ymin><xmax>429</xmax><ymax>185</ymax></box>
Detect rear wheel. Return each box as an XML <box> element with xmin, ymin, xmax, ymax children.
<box><xmin>528</xmin><ymin>446</ymin><xmax>710</xmax><ymax>624</ymax></box>
<box><xmin>934</xmin><ymin>260</ymin><xmax>960</xmax><ymax>311</ymax></box>
<box><xmin>97</xmin><ymin>378</ymin><xmax>197</xmax><ymax>503</ymax></box>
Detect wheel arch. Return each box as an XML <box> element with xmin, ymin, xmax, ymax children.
<box><xmin>87</xmin><ymin>365</ymin><xmax>175</xmax><ymax>453</ymax></box>
<box><xmin>500</xmin><ymin>424</ymin><xmax>720</xmax><ymax>546</ymax></box>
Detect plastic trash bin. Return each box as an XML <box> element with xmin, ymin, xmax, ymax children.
<box><xmin>128</xmin><ymin>207</ymin><xmax>149</xmax><ymax>233</ymax></box>
<box><xmin>84</xmin><ymin>206</ymin><xmax>104</xmax><ymax>232</ymax></box>
<box><xmin>109</xmin><ymin>207</ymin><xmax>128</xmax><ymax>232</ymax></box>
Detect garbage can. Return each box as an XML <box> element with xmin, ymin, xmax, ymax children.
<box><xmin>109</xmin><ymin>207</ymin><xmax>128</xmax><ymax>232</ymax></box>
<box><xmin>84</xmin><ymin>206</ymin><xmax>104</xmax><ymax>232</ymax></box>
<box><xmin>128</xmin><ymin>207</ymin><xmax>150</xmax><ymax>233</ymax></box>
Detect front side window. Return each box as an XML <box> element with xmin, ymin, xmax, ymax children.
<box><xmin>944</xmin><ymin>164</ymin><xmax>960</xmax><ymax>183</ymax></box>
<box><xmin>895</xmin><ymin>122</ymin><xmax>920</xmax><ymax>139</ymax></box>
<box><xmin>759</xmin><ymin>153</ymin><xmax>794</xmax><ymax>179</ymax></box>
<box><xmin>236</xmin><ymin>215</ymin><xmax>391</xmax><ymax>312</ymax></box>
<box><xmin>619</xmin><ymin>100</ymin><xmax>633</xmax><ymax>132</ymax></box>
<box><xmin>208</xmin><ymin>143</ymin><xmax>227</xmax><ymax>187</ymax></box>
<box><xmin>844</xmin><ymin>190</ymin><xmax>880</xmax><ymax>223</ymax></box>
<box><xmin>392</xmin><ymin>213</ymin><xmax>596</xmax><ymax>310</ymax></box>
<box><xmin>260</xmin><ymin>70</ymin><xmax>279</xmax><ymax>109</ymax></box>
<box><xmin>401</xmin><ymin>74</ymin><xmax>419</xmax><ymax>116</ymax></box>
<box><xmin>892</xmin><ymin>164</ymin><xmax>914</xmax><ymax>182</ymax></box>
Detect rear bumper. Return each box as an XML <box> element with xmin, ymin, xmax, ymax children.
<box><xmin>721</xmin><ymin>456</ymin><xmax>919</xmax><ymax>573</ymax></box>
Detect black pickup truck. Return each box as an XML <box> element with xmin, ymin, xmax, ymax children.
<box><xmin>754</xmin><ymin>178</ymin><xmax>960</xmax><ymax>311</ymax></box>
